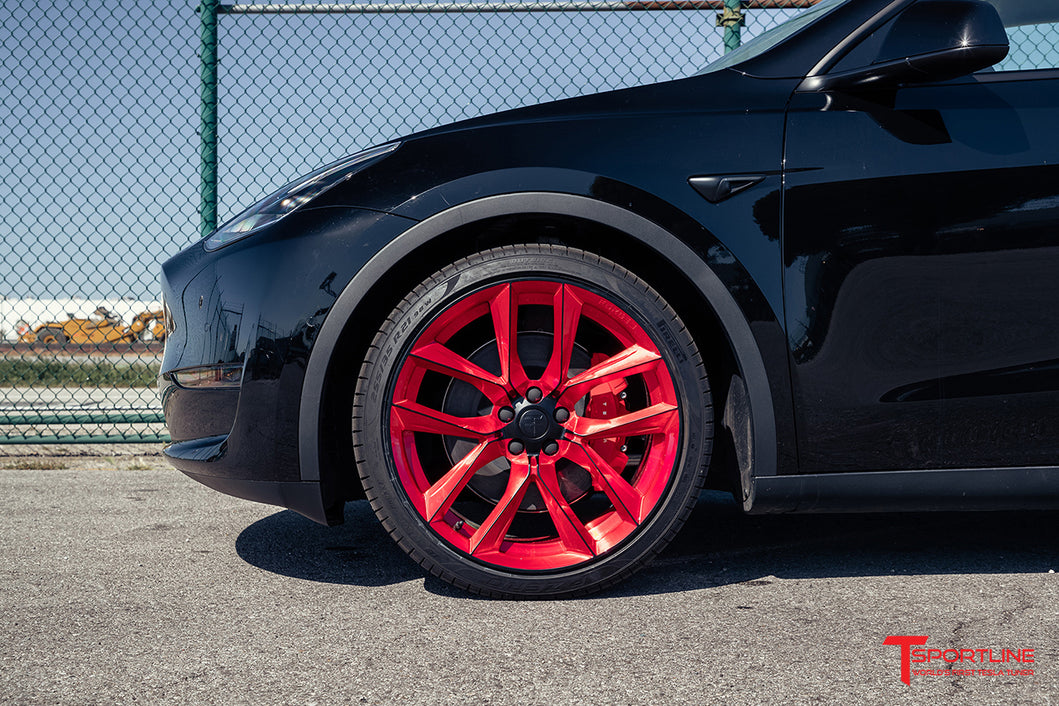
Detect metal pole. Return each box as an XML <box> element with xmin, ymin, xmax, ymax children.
<box><xmin>718</xmin><ymin>0</ymin><xmax>744</xmax><ymax>52</ymax></box>
<box><xmin>0</xmin><ymin>434</ymin><xmax>171</xmax><ymax>445</ymax></box>
<box><xmin>223</xmin><ymin>0</ymin><xmax>811</xmax><ymax>12</ymax></box>
<box><xmin>0</xmin><ymin>411</ymin><xmax>165</xmax><ymax>426</ymax></box>
<box><xmin>199</xmin><ymin>0</ymin><xmax>220</xmax><ymax>238</ymax></box>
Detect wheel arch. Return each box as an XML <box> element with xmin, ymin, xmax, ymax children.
<box><xmin>299</xmin><ymin>192</ymin><xmax>779</xmax><ymax>518</ymax></box>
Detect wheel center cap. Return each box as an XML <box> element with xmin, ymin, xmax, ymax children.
<box><xmin>517</xmin><ymin>409</ymin><xmax>549</xmax><ymax>440</ymax></box>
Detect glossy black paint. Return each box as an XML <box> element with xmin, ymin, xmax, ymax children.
<box><xmin>162</xmin><ymin>207</ymin><xmax>413</xmax><ymax>477</ymax></box>
<box><xmin>785</xmin><ymin>72</ymin><xmax>1059</xmax><ymax>471</ymax></box>
<box><xmin>160</xmin><ymin>0</ymin><xmax>1059</xmax><ymax>524</ymax></box>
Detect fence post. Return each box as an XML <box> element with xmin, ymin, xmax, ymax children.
<box><xmin>199</xmin><ymin>0</ymin><xmax>220</xmax><ymax>238</ymax></box>
<box><xmin>718</xmin><ymin>0</ymin><xmax>744</xmax><ymax>53</ymax></box>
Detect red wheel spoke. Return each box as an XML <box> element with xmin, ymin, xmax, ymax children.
<box><xmin>388</xmin><ymin>276</ymin><xmax>685</xmax><ymax>572</ymax></box>
<box><xmin>391</xmin><ymin>400</ymin><xmax>500</xmax><ymax>439</ymax></box>
<box><xmin>409</xmin><ymin>341</ymin><xmax>509</xmax><ymax>406</ymax></box>
<box><xmin>469</xmin><ymin>457</ymin><xmax>532</xmax><ymax>555</ymax></box>
<box><xmin>563</xmin><ymin>440</ymin><xmax>644</xmax><ymax>523</ymax></box>
<box><xmin>540</xmin><ymin>284</ymin><xmax>583</xmax><ymax>392</ymax></box>
<box><xmin>490</xmin><ymin>284</ymin><xmax>529</xmax><ymax>391</ymax></box>
<box><xmin>567</xmin><ymin>402</ymin><xmax>678</xmax><ymax>440</ymax></box>
<box><xmin>424</xmin><ymin>440</ymin><xmax>503</xmax><ymax>522</ymax></box>
<box><xmin>536</xmin><ymin>457</ymin><xmax>595</xmax><ymax>557</ymax></box>
<box><xmin>557</xmin><ymin>344</ymin><xmax>662</xmax><ymax>405</ymax></box>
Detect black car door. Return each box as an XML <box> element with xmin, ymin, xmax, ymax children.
<box><xmin>781</xmin><ymin>13</ymin><xmax>1059</xmax><ymax>472</ymax></box>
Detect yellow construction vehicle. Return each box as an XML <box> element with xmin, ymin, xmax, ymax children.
<box><xmin>18</xmin><ymin>307</ymin><xmax>166</xmax><ymax>345</ymax></box>
<box><xmin>128</xmin><ymin>309</ymin><xmax>167</xmax><ymax>342</ymax></box>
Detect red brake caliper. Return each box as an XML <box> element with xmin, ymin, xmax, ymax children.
<box><xmin>583</xmin><ymin>352</ymin><xmax>631</xmax><ymax>474</ymax></box>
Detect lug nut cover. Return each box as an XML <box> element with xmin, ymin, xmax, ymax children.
<box><xmin>508</xmin><ymin>440</ymin><xmax>525</xmax><ymax>454</ymax></box>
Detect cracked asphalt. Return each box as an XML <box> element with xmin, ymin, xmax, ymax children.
<box><xmin>0</xmin><ymin>465</ymin><xmax>1056</xmax><ymax>704</ymax></box>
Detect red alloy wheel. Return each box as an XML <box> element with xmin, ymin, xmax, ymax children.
<box><xmin>387</xmin><ymin>280</ymin><xmax>681</xmax><ymax>570</ymax></box>
<box><xmin>355</xmin><ymin>244</ymin><xmax>711</xmax><ymax>597</ymax></box>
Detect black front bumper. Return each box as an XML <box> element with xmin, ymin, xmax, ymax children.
<box><xmin>157</xmin><ymin>207</ymin><xmax>410</xmax><ymax>526</ymax></box>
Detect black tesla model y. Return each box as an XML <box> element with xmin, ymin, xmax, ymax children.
<box><xmin>161</xmin><ymin>0</ymin><xmax>1059</xmax><ymax>598</ymax></box>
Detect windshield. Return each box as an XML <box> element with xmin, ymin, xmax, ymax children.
<box><xmin>696</xmin><ymin>0</ymin><xmax>851</xmax><ymax>75</ymax></box>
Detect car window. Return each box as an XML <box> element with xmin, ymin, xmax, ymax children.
<box><xmin>828</xmin><ymin>13</ymin><xmax>896</xmax><ymax>73</ymax></box>
<box><xmin>694</xmin><ymin>0</ymin><xmax>851</xmax><ymax>75</ymax></box>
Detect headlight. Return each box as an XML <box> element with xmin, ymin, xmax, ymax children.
<box><xmin>204</xmin><ymin>141</ymin><xmax>400</xmax><ymax>251</ymax></box>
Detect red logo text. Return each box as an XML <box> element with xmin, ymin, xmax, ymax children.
<box><xmin>884</xmin><ymin>635</ymin><xmax>1035</xmax><ymax>685</ymax></box>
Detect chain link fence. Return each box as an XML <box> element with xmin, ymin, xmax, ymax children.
<box><xmin>2</xmin><ymin>1</ymin><xmax>1056</xmax><ymax>443</ymax></box>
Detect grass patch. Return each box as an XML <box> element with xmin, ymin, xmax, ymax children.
<box><xmin>3</xmin><ymin>459</ymin><xmax>69</xmax><ymax>470</ymax></box>
<box><xmin>0</xmin><ymin>360</ymin><xmax>159</xmax><ymax>387</ymax></box>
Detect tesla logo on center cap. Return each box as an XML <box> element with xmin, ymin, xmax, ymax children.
<box><xmin>518</xmin><ymin>410</ymin><xmax>549</xmax><ymax>439</ymax></box>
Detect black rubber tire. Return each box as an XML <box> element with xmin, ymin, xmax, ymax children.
<box><xmin>353</xmin><ymin>244</ymin><xmax>712</xmax><ymax>599</ymax></box>
<box><xmin>37</xmin><ymin>327</ymin><xmax>68</xmax><ymax>345</ymax></box>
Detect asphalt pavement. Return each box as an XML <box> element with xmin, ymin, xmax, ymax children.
<box><xmin>0</xmin><ymin>466</ymin><xmax>1056</xmax><ymax>704</ymax></box>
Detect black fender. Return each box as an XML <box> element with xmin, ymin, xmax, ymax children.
<box><xmin>299</xmin><ymin>192</ymin><xmax>781</xmax><ymax>511</ymax></box>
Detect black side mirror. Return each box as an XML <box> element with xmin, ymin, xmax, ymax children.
<box><xmin>800</xmin><ymin>0</ymin><xmax>1009</xmax><ymax>93</ymax></box>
